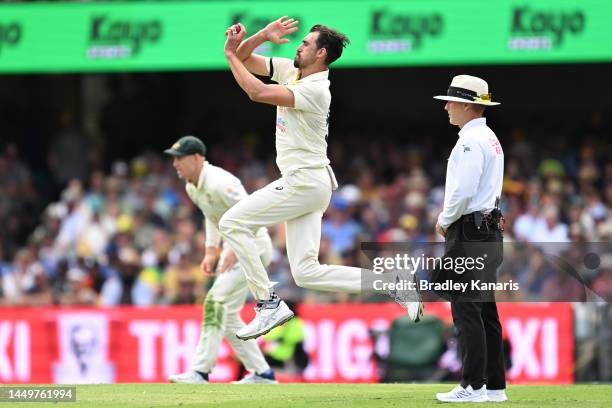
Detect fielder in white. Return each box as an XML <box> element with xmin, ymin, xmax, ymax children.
<box><xmin>164</xmin><ymin>136</ymin><xmax>277</xmax><ymax>384</ymax></box>
<box><xmin>221</xmin><ymin>17</ymin><xmax>424</xmax><ymax>341</ymax></box>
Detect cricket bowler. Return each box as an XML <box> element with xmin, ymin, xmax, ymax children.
<box><xmin>220</xmin><ymin>17</ymin><xmax>424</xmax><ymax>341</ymax></box>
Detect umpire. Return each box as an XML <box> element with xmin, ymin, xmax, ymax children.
<box><xmin>433</xmin><ymin>75</ymin><xmax>507</xmax><ymax>403</ymax></box>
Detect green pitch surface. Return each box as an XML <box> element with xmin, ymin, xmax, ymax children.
<box><xmin>2</xmin><ymin>384</ymin><xmax>612</xmax><ymax>408</ymax></box>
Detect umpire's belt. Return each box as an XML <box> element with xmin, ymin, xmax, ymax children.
<box><xmin>461</xmin><ymin>211</ymin><xmax>501</xmax><ymax>230</ymax></box>
<box><xmin>462</xmin><ymin>212</ymin><xmax>485</xmax><ymax>223</ymax></box>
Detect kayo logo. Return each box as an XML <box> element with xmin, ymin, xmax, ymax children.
<box><xmin>0</xmin><ymin>22</ymin><xmax>22</xmax><ymax>54</ymax></box>
<box><xmin>369</xmin><ymin>9</ymin><xmax>443</xmax><ymax>54</ymax></box>
<box><xmin>509</xmin><ymin>7</ymin><xmax>585</xmax><ymax>50</ymax></box>
<box><xmin>88</xmin><ymin>15</ymin><xmax>162</xmax><ymax>59</ymax></box>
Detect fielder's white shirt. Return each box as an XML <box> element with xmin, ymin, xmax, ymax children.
<box><xmin>266</xmin><ymin>57</ymin><xmax>331</xmax><ymax>175</ymax></box>
<box><xmin>185</xmin><ymin>161</ymin><xmax>264</xmax><ymax>247</ymax></box>
<box><xmin>438</xmin><ymin>118</ymin><xmax>504</xmax><ymax>229</ymax></box>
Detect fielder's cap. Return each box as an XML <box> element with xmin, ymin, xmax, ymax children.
<box><xmin>164</xmin><ymin>136</ymin><xmax>206</xmax><ymax>157</ymax></box>
<box><xmin>434</xmin><ymin>75</ymin><xmax>500</xmax><ymax>106</ymax></box>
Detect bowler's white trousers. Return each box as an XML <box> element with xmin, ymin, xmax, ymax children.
<box><xmin>219</xmin><ymin>166</ymin><xmax>362</xmax><ymax>300</ymax></box>
<box><xmin>191</xmin><ymin>230</ymin><xmax>272</xmax><ymax>374</ymax></box>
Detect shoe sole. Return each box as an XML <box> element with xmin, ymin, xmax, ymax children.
<box><xmin>436</xmin><ymin>395</ymin><xmax>489</xmax><ymax>403</ymax></box>
<box><xmin>235</xmin><ymin>312</ymin><xmax>295</xmax><ymax>340</ymax></box>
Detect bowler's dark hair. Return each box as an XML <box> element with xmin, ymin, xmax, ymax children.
<box><xmin>310</xmin><ymin>24</ymin><xmax>350</xmax><ymax>66</ymax></box>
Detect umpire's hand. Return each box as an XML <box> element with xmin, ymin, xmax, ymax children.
<box><xmin>436</xmin><ymin>222</ymin><xmax>447</xmax><ymax>238</ymax></box>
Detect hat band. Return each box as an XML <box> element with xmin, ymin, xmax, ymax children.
<box><xmin>447</xmin><ymin>86</ymin><xmax>478</xmax><ymax>101</ymax></box>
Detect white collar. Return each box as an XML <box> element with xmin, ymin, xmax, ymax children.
<box><xmin>194</xmin><ymin>161</ymin><xmax>208</xmax><ymax>189</ymax></box>
<box><xmin>298</xmin><ymin>69</ymin><xmax>329</xmax><ymax>82</ymax></box>
<box><xmin>458</xmin><ymin>117</ymin><xmax>486</xmax><ymax>138</ymax></box>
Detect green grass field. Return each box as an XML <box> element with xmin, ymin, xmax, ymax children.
<box><xmin>1</xmin><ymin>384</ymin><xmax>612</xmax><ymax>408</ymax></box>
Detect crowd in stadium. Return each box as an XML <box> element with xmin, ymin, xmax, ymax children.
<box><xmin>1</xmin><ymin>122</ymin><xmax>611</xmax><ymax>306</ymax></box>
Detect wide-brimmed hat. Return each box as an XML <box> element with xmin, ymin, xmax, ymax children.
<box><xmin>434</xmin><ymin>75</ymin><xmax>500</xmax><ymax>106</ymax></box>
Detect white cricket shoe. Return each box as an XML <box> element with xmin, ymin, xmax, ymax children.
<box><xmin>387</xmin><ymin>275</ymin><xmax>424</xmax><ymax>322</ymax></box>
<box><xmin>436</xmin><ymin>385</ymin><xmax>488</xmax><ymax>403</ymax></box>
<box><xmin>236</xmin><ymin>299</ymin><xmax>294</xmax><ymax>340</ymax></box>
<box><xmin>232</xmin><ymin>371</ymin><xmax>278</xmax><ymax>384</ymax></box>
<box><xmin>487</xmin><ymin>389</ymin><xmax>508</xmax><ymax>402</ymax></box>
<box><xmin>405</xmin><ymin>301</ymin><xmax>424</xmax><ymax>322</ymax></box>
<box><xmin>169</xmin><ymin>371</ymin><xmax>208</xmax><ymax>384</ymax></box>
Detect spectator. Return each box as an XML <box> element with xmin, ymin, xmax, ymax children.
<box><xmin>513</xmin><ymin>203</ymin><xmax>540</xmax><ymax>242</ymax></box>
<box><xmin>532</xmin><ymin>206</ymin><xmax>570</xmax><ymax>243</ymax></box>
<box><xmin>322</xmin><ymin>196</ymin><xmax>362</xmax><ymax>255</ymax></box>
<box><xmin>163</xmin><ymin>246</ymin><xmax>206</xmax><ymax>305</ymax></box>
<box><xmin>100</xmin><ymin>247</ymin><xmax>144</xmax><ymax>306</ymax></box>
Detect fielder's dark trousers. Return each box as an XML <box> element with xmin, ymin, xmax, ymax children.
<box><xmin>441</xmin><ymin>215</ymin><xmax>506</xmax><ymax>391</ymax></box>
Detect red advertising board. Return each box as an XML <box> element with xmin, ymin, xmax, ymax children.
<box><xmin>0</xmin><ymin>303</ymin><xmax>573</xmax><ymax>384</ymax></box>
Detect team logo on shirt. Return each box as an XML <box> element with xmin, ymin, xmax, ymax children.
<box><xmin>276</xmin><ymin>117</ymin><xmax>288</xmax><ymax>133</ymax></box>
<box><xmin>225</xmin><ymin>186</ymin><xmax>242</xmax><ymax>200</ymax></box>
<box><xmin>462</xmin><ymin>144</ymin><xmax>471</xmax><ymax>152</ymax></box>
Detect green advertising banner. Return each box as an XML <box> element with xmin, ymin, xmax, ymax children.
<box><xmin>0</xmin><ymin>0</ymin><xmax>611</xmax><ymax>73</ymax></box>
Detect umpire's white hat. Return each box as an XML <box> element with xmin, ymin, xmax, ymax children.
<box><xmin>434</xmin><ymin>75</ymin><xmax>500</xmax><ymax>106</ymax></box>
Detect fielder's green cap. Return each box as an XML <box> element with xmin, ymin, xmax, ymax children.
<box><xmin>163</xmin><ymin>135</ymin><xmax>206</xmax><ymax>157</ymax></box>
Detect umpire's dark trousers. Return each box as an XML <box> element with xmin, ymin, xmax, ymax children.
<box><xmin>439</xmin><ymin>214</ymin><xmax>506</xmax><ymax>391</ymax></box>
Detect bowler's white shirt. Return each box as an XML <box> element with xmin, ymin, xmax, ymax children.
<box><xmin>266</xmin><ymin>57</ymin><xmax>331</xmax><ymax>175</ymax></box>
<box><xmin>438</xmin><ymin>118</ymin><xmax>504</xmax><ymax>229</ymax></box>
<box><xmin>185</xmin><ymin>162</ymin><xmax>252</xmax><ymax>247</ymax></box>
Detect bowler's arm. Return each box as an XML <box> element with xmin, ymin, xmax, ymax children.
<box><xmin>235</xmin><ymin>17</ymin><xmax>298</xmax><ymax>76</ymax></box>
<box><xmin>226</xmin><ymin>53</ymin><xmax>295</xmax><ymax>107</ymax></box>
<box><xmin>236</xmin><ymin>30</ymin><xmax>270</xmax><ymax>77</ymax></box>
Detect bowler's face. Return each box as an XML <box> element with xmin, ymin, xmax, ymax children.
<box><xmin>294</xmin><ymin>32</ymin><xmax>321</xmax><ymax>68</ymax></box>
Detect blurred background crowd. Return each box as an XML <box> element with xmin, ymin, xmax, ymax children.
<box><xmin>1</xmin><ymin>103</ymin><xmax>610</xmax><ymax>306</ymax></box>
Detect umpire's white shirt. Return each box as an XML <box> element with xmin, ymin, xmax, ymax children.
<box><xmin>266</xmin><ymin>57</ymin><xmax>331</xmax><ymax>176</ymax></box>
<box><xmin>438</xmin><ymin>118</ymin><xmax>504</xmax><ymax>229</ymax></box>
<box><xmin>186</xmin><ymin>161</ymin><xmax>266</xmax><ymax>247</ymax></box>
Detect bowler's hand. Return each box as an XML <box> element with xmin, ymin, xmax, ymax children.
<box><xmin>224</xmin><ymin>23</ymin><xmax>246</xmax><ymax>58</ymax></box>
<box><xmin>262</xmin><ymin>16</ymin><xmax>299</xmax><ymax>44</ymax></box>
<box><xmin>201</xmin><ymin>252</ymin><xmax>219</xmax><ymax>277</ymax></box>
<box><xmin>436</xmin><ymin>222</ymin><xmax>447</xmax><ymax>238</ymax></box>
<box><xmin>219</xmin><ymin>250</ymin><xmax>238</xmax><ymax>273</ymax></box>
